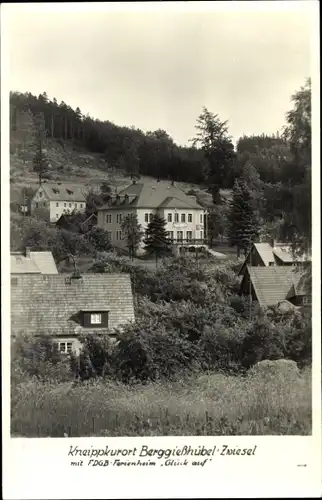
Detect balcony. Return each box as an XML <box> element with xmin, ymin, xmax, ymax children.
<box><xmin>168</xmin><ymin>238</ymin><xmax>207</xmax><ymax>246</ymax></box>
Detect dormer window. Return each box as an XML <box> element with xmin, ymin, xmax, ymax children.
<box><xmin>81</xmin><ymin>309</ymin><xmax>109</xmax><ymax>328</ymax></box>
<box><xmin>66</xmin><ymin>189</ymin><xmax>74</xmax><ymax>195</ymax></box>
<box><xmin>39</xmin><ymin>191</ymin><xmax>43</xmax><ymax>197</ymax></box>
<box><xmin>91</xmin><ymin>313</ymin><xmax>102</xmax><ymax>324</ymax></box>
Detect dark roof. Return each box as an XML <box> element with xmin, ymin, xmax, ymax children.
<box><xmin>245</xmin><ymin>266</ymin><xmax>307</xmax><ymax>308</ymax></box>
<box><xmin>11</xmin><ymin>274</ymin><xmax>135</xmax><ymax>338</ymax></box>
<box><xmin>99</xmin><ymin>183</ymin><xmax>203</xmax><ymax>210</ymax></box>
<box><xmin>37</xmin><ymin>183</ymin><xmax>86</xmax><ymax>202</ymax></box>
<box><xmin>11</xmin><ymin>251</ymin><xmax>58</xmax><ymax>274</ymax></box>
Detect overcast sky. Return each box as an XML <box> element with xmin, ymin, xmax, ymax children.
<box><xmin>5</xmin><ymin>2</ymin><xmax>315</xmax><ymax>146</ymax></box>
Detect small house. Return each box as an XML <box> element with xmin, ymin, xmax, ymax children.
<box><xmin>238</xmin><ymin>241</ymin><xmax>309</xmax><ymax>276</ymax></box>
<box><xmin>11</xmin><ymin>273</ymin><xmax>135</xmax><ymax>354</ymax></box>
<box><xmin>31</xmin><ymin>182</ymin><xmax>86</xmax><ymax>222</ymax></box>
<box><xmin>239</xmin><ymin>265</ymin><xmax>310</xmax><ymax>309</ymax></box>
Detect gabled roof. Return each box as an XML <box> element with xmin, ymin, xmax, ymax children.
<box><xmin>254</xmin><ymin>243</ymin><xmax>276</xmax><ymax>266</ymax></box>
<box><xmin>37</xmin><ymin>183</ymin><xmax>86</xmax><ymax>202</ymax></box>
<box><xmin>29</xmin><ymin>251</ymin><xmax>58</xmax><ymax>274</ymax></box>
<box><xmin>99</xmin><ymin>183</ymin><xmax>203</xmax><ymax>210</ymax></box>
<box><xmin>238</xmin><ymin>242</ymin><xmax>309</xmax><ymax>275</ymax></box>
<box><xmin>11</xmin><ymin>274</ymin><xmax>135</xmax><ymax>337</ymax></box>
<box><xmin>245</xmin><ymin>266</ymin><xmax>307</xmax><ymax>308</ymax></box>
<box><xmin>11</xmin><ymin>254</ymin><xmax>41</xmax><ymax>274</ymax></box>
<box><xmin>11</xmin><ymin>251</ymin><xmax>58</xmax><ymax>274</ymax></box>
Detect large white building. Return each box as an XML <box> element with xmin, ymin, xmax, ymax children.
<box><xmin>97</xmin><ymin>181</ymin><xmax>207</xmax><ymax>252</ymax></box>
<box><xmin>31</xmin><ymin>182</ymin><xmax>86</xmax><ymax>222</ymax></box>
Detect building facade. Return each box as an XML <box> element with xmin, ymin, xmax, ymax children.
<box><xmin>97</xmin><ymin>182</ymin><xmax>207</xmax><ymax>251</ymax></box>
<box><xmin>31</xmin><ymin>182</ymin><xmax>86</xmax><ymax>222</ymax></box>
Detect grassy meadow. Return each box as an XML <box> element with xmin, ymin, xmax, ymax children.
<box><xmin>11</xmin><ymin>367</ymin><xmax>311</xmax><ymax>437</ymax></box>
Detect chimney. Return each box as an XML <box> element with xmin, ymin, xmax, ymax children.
<box><xmin>171</xmin><ymin>180</ymin><xmax>175</xmax><ymax>186</ymax></box>
<box><xmin>132</xmin><ymin>180</ymin><xmax>136</xmax><ymax>185</ymax></box>
<box><xmin>269</xmin><ymin>238</ymin><xmax>275</xmax><ymax>248</ymax></box>
<box><xmin>25</xmin><ymin>247</ymin><xmax>31</xmax><ymax>258</ymax></box>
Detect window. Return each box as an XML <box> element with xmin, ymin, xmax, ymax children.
<box><xmin>116</xmin><ymin>213</ymin><xmax>123</xmax><ymax>223</ymax></box>
<box><xmin>188</xmin><ymin>214</ymin><xmax>192</xmax><ymax>223</ymax></box>
<box><xmin>186</xmin><ymin>231</ymin><xmax>192</xmax><ymax>240</ymax></box>
<box><xmin>177</xmin><ymin>231</ymin><xmax>183</xmax><ymax>241</ymax></box>
<box><xmin>168</xmin><ymin>213</ymin><xmax>172</xmax><ymax>223</ymax></box>
<box><xmin>39</xmin><ymin>191</ymin><xmax>43</xmax><ymax>197</ymax></box>
<box><xmin>56</xmin><ymin>214</ymin><xmax>59</xmax><ymax>219</ymax></box>
<box><xmin>35</xmin><ymin>202</ymin><xmax>39</xmax><ymax>208</ymax></box>
<box><xmin>149</xmin><ymin>213</ymin><xmax>153</xmax><ymax>222</ymax></box>
<box><xmin>90</xmin><ymin>313</ymin><xmax>102</xmax><ymax>324</ymax></box>
<box><xmin>174</xmin><ymin>213</ymin><xmax>179</xmax><ymax>223</ymax></box>
<box><xmin>145</xmin><ymin>213</ymin><xmax>149</xmax><ymax>223</ymax></box>
<box><xmin>64</xmin><ymin>203</ymin><xmax>67</xmax><ymax>207</ymax></box>
<box><xmin>200</xmin><ymin>213</ymin><xmax>203</xmax><ymax>224</ymax></box>
<box><xmin>106</xmin><ymin>214</ymin><xmax>112</xmax><ymax>223</ymax></box>
<box><xmin>75</xmin><ymin>203</ymin><xmax>77</xmax><ymax>208</ymax></box>
<box><xmin>80</xmin><ymin>203</ymin><xmax>83</xmax><ymax>208</ymax></box>
<box><xmin>107</xmin><ymin>232</ymin><xmax>112</xmax><ymax>240</ymax></box>
<box><xmin>302</xmin><ymin>296</ymin><xmax>310</xmax><ymax>306</ymax></box>
<box><xmin>116</xmin><ymin>230</ymin><xmax>123</xmax><ymax>241</ymax></box>
<box><xmin>54</xmin><ymin>342</ymin><xmax>73</xmax><ymax>354</ymax></box>
<box><xmin>200</xmin><ymin>231</ymin><xmax>203</xmax><ymax>240</ymax></box>
<box><xmin>69</xmin><ymin>203</ymin><xmax>72</xmax><ymax>208</ymax></box>
<box><xmin>167</xmin><ymin>231</ymin><xmax>174</xmax><ymax>240</ymax></box>
<box><xmin>181</xmin><ymin>213</ymin><xmax>186</xmax><ymax>223</ymax></box>
<box><xmin>56</xmin><ymin>202</ymin><xmax>59</xmax><ymax>207</ymax></box>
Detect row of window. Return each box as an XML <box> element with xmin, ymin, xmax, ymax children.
<box><xmin>35</xmin><ymin>202</ymin><xmax>84</xmax><ymax>209</ymax></box>
<box><xmin>55</xmin><ymin>202</ymin><xmax>84</xmax><ymax>208</ymax></box>
<box><xmin>147</xmin><ymin>213</ymin><xmax>203</xmax><ymax>224</ymax></box>
<box><xmin>106</xmin><ymin>231</ymin><xmax>204</xmax><ymax>241</ymax></box>
<box><xmin>105</xmin><ymin>213</ymin><xmax>204</xmax><ymax>224</ymax></box>
<box><xmin>167</xmin><ymin>231</ymin><xmax>203</xmax><ymax>240</ymax></box>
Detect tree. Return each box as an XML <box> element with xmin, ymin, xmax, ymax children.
<box><xmin>121</xmin><ymin>213</ymin><xmax>144</xmax><ymax>260</ymax></box>
<box><xmin>281</xmin><ymin>79</ymin><xmax>311</xmax><ymax>257</ymax></box>
<box><xmin>15</xmin><ymin>109</ymin><xmax>36</xmax><ymax>165</ymax></box>
<box><xmin>206</xmin><ymin>205</ymin><xmax>228</xmax><ymax>245</ymax></box>
<box><xmin>228</xmin><ymin>179</ymin><xmax>260</xmax><ymax>257</ymax></box>
<box><xmin>85</xmin><ymin>189</ymin><xmax>105</xmax><ymax>218</ymax></box>
<box><xmin>143</xmin><ymin>213</ymin><xmax>171</xmax><ymax>266</ymax></box>
<box><xmin>32</xmin><ymin>112</ymin><xmax>49</xmax><ymax>184</ymax></box>
<box><xmin>191</xmin><ymin>107</ymin><xmax>236</xmax><ymax>202</ymax></box>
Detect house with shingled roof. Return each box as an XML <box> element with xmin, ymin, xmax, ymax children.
<box><xmin>238</xmin><ymin>241</ymin><xmax>310</xmax><ymax>276</ymax></box>
<box><xmin>97</xmin><ymin>181</ymin><xmax>207</xmax><ymax>252</ymax></box>
<box><xmin>11</xmin><ymin>248</ymin><xmax>58</xmax><ymax>274</ymax></box>
<box><xmin>11</xmin><ymin>273</ymin><xmax>135</xmax><ymax>354</ymax></box>
<box><xmin>239</xmin><ymin>265</ymin><xmax>311</xmax><ymax>309</ymax></box>
<box><xmin>31</xmin><ymin>182</ymin><xmax>86</xmax><ymax>222</ymax></box>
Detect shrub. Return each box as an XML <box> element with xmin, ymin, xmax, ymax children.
<box><xmin>11</xmin><ymin>335</ymin><xmax>73</xmax><ymax>383</ymax></box>
<box><xmin>113</xmin><ymin>318</ymin><xmax>201</xmax><ymax>383</ymax></box>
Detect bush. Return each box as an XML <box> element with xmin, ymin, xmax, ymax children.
<box><xmin>113</xmin><ymin>318</ymin><xmax>201</xmax><ymax>382</ymax></box>
<box><xmin>11</xmin><ymin>335</ymin><xmax>73</xmax><ymax>383</ymax></box>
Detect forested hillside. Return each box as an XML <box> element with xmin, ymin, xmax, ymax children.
<box><xmin>10</xmin><ymin>79</ymin><xmax>311</xmax><ymax>257</ymax></box>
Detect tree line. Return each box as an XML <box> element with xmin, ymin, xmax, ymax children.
<box><xmin>10</xmin><ymin>78</ymin><xmax>311</xmax><ymax>257</ymax></box>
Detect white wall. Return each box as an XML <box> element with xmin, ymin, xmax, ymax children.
<box><xmin>49</xmin><ymin>200</ymin><xmax>86</xmax><ymax>222</ymax></box>
<box><xmin>31</xmin><ymin>187</ymin><xmax>86</xmax><ymax>222</ymax></box>
<box><xmin>97</xmin><ymin>207</ymin><xmax>206</xmax><ymax>248</ymax></box>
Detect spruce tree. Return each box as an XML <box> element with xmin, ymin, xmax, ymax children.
<box><xmin>228</xmin><ymin>179</ymin><xmax>260</xmax><ymax>257</ymax></box>
<box><xmin>144</xmin><ymin>213</ymin><xmax>171</xmax><ymax>265</ymax></box>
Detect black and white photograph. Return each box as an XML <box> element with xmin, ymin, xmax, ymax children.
<box><xmin>1</xmin><ymin>1</ymin><xmax>320</xmax><ymax>498</ymax></box>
